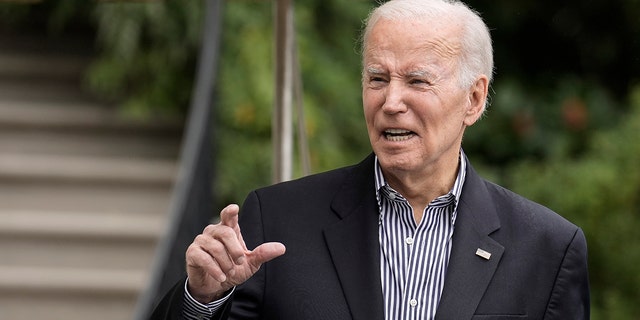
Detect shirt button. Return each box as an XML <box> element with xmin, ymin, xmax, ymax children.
<box><xmin>409</xmin><ymin>299</ymin><xmax>418</xmax><ymax>307</ymax></box>
<box><xmin>388</xmin><ymin>193</ymin><xmax>396</xmax><ymax>200</ymax></box>
<box><xmin>405</xmin><ymin>237</ymin><xmax>414</xmax><ymax>245</ymax></box>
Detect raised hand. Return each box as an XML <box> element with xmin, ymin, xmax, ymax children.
<box><xmin>185</xmin><ymin>204</ymin><xmax>286</xmax><ymax>304</ymax></box>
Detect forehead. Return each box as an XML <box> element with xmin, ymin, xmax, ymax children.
<box><xmin>363</xmin><ymin>18</ymin><xmax>462</xmax><ymax>68</ymax></box>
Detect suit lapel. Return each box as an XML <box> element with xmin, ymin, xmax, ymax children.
<box><xmin>321</xmin><ymin>156</ymin><xmax>505</xmax><ymax>320</ymax></box>
<box><xmin>435</xmin><ymin>161</ymin><xmax>504</xmax><ymax>320</ymax></box>
<box><xmin>323</xmin><ymin>155</ymin><xmax>385</xmax><ymax>320</ymax></box>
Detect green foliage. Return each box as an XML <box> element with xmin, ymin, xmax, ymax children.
<box><xmin>0</xmin><ymin>1</ymin><xmax>94</xmax><ymax>36</ymax></box>
<box><xmin>86</xmin><ymin>0</ymin><xmax>373</xmax><ymax>204</ymax></box>
<box><xmin>504</xmin><ymin>86</ymin><xmax>640</xmax><ymax>319</ymax></box>
<box><xmin>465</xmin><ymin>76</ymin><xmax>621</xmax><ymax>166</ymax></box>
<box><xmin>214</xmin><ymin>0</ymin><xmax>275</xmax><ymax>202</ymax></box>
<box><xmin>0</xmin><ymin>3</ymin><xmax>33</xmax><ymax>26</ymax></box>
<box><xmin>87</xmin><ymin>0</ymin><xmax>204</xmax><ymax>117</ymax></box>
<box><xmin>214</xmin><ymin>0</ymin><xmax>373</xmax><ymax>204</ymax></box>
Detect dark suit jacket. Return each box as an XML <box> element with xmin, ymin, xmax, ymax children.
<box><xmin>151</xmin><ymin>154</ymin><xmax>590</xmax><ymax>320</ymax></box>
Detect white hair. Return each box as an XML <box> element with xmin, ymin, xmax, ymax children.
<box><xmin>361</xmin><ymin>0</ymin><xmax>494</xmax><ymax>110</ymax></box>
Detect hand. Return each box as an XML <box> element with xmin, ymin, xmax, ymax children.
<box><xmin>185</xmin><ymin>204</ymin><xmax>286</xmax><ymax>304</ymax></box>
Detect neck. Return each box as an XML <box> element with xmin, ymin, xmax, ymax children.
<box><xmin>383</xmin><ymin>152</ymin><xmax>461</xmax><ymax>223</ymax></box>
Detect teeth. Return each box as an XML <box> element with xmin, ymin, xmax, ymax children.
<box><xmin>385</xmin><ymin>129</ymin><xmax>411</xmax><ymax>134</ymax></box>
<box><xmin>384</xmin><ymin>129</ymin><xmax>413</xmax><ymax>141</ymax></box>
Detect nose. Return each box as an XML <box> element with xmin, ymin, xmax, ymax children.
<box><xmin>381</xmin><ymin>80</ymin><xmax>408</xmax><ymax>114</ymax></box>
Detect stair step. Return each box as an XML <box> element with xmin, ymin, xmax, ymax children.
<box><xmin>0</xmin><ymin>181</ymin><xmax>172</xmax><ymax>215</ymax></box>
<box><xmin>0</xmin><ymin>128</ymin><xmax>180</xmax><ymax>159</ymax></box>
<box><xmin>0</xmin><ymin>50</ymin><xmax>89</xmax><ymax>82</ymax></box>
<box><xmin>0</xmin><ymin>153</ymin><xmax>176</xmax><ymax>186</ymax></box>
<box><xmin>0</xmin><ymin>210</ymin><xmax>164</xmax><ymax>240</ymax></box>
<box><xmin>0</xmin><ymin>265</ymin><xmax>145</xmax><ymax>295</ymax></box>
<box><xmin>0</xmin><ymin>266</ymin><xmax>144</xmax><ymax>320</ymax></box>
<box><xmin>0</xmin><ymin>291</ymin><xmax>136</xmax><ymax>320</ymax></box>
<box><xmin>0</xmin><ymin>233</ymin><xmax>158</xmax><ymax>270</ymax></box>
<box><xmin>0</xmin><ymin>78</ymin><xmax>92</xmax><ymax>104</ymax></box>
<box><xmin>0</xmin><ymin>25</ymin><xmax>180</xmax><ymax>320</ymax></box>
<box><xmin>0</xmin><ymin>100</ymin><xmax>184</xmax><ymax>134</ymax></box>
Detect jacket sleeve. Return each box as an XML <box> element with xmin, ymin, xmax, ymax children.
<box><xmin>544</xmin><ymin>228</ymin><xmax>590</xmax><ymax>319</ymax></box>
<box><xmin>148</xmin><ymin>279</ymin><xmax>186</xmax><ymax>320</ymax></box>
<box><xmin>147</xmin><ymin>278</ymin><xmax>234</xmax><ymax>320</ymax></box>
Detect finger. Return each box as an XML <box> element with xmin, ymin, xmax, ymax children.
<box><xmin>186</xmin><ymin>243</ymin><xmax>228</xmax><ymax>283</ymax></box>
<box><xmin>247</xmin><ymin>242</ymin><xmax>286</xmax><ymax>267</ymax></box>
<box><xmin>200</xmin><ymin>234</ymin><xmax>236</xmax><ymax>272</ymax></box>
<box><xmin>218</xmin><ymin>204</ymin><xmax>248</xmax><ymax>252</ymax></box>
<box><xmin>207</xmin><ymin>228</ymin><xmax>247</xmax><ymax>267</ymax></box>
<box><xmin>201</xmin><ymin>225</ymin><xmax>247</xmax><ymax>265</ymax></box>
<box><xmin>219</xmin><ymin>204</ymin><xmax>240</xmax><ymax>228</ymax></box>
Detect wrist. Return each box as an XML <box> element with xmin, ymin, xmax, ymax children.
<box><xmin>186</xmin><ymin>280</ymin><xmax>228</xmax><ymax>304</ymax></box>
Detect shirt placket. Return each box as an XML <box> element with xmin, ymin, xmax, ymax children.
<box><xmin>404</xmin><ymin>206</ymin><xmax>442</xmax><ymax>320</ymax></box>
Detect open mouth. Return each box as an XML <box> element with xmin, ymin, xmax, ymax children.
<box><xmin>384</xmin><ymin>129</ymin><xmax>415</xmax><ymax>141</ymax></box>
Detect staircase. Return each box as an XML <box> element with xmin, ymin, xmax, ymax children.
<box><xmin>0</xmin><ymin>30</ymin><xmax>183</xmax><ymax>319</ymax></box>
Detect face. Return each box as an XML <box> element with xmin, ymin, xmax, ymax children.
<box><xmin>362</xmin><ymin>18</ymin><xmax>487</xmax><ymax>177</ymax></box>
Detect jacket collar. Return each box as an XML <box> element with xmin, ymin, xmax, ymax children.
<box><xmin>323</xmin><ymin>154</ymin><xmax>504</xmax><ymax>320</ymax></box>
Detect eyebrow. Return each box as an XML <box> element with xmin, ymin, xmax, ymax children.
<box><xmin>364</xmin><ymin>66</ymin><xmax>436</xmax><ymax>79</ymax></box>
<box><xmin>365</xmin><ymin>66</ymin><xmax>385</xmax><ymax>75</ymax></box>
<box><xmin>407</xmin><ymin>69</ymin><xmax>434</xmax><ymax>78</ymax></box>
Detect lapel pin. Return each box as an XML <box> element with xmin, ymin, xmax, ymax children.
<box><xmin>475</xmin><ymin>248</ymin><xmax>492</xmax><ymax>260</ymax></box>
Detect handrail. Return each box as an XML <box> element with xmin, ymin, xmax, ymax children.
<box><xmin>132</xmin><ymin>0</ymin><xmax>223</xmax><ymax>318</ymax></box>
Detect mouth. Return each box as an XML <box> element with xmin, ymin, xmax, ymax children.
<box><xmin>384</xmin><ymin>128</ymin><xmax>415</xmax><ymax>141</ymax></box>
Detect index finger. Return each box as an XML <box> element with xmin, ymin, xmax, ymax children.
<box><xmin>220</xmin><ymin>204</ymin><xmax>240</xmax><ymax>228</ymax></box>
<box><xmin>219</xmin><ymin>204</ymin><xmax>247</xmax><ymax>251</ymax></box>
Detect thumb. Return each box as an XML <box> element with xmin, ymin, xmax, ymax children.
<box><xmin>247</xmin><ymin>242</ymin><xmax>286</xmax><ymax>267</ymax></box>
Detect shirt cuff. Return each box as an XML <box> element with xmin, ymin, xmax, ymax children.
<box><xmin>182</xmin><ymin>278</ymin><xmax>235</xmax><ymax>320</ymax></box>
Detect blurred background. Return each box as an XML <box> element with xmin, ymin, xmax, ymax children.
<box><xmin>0</xmin><ymin>0</ymin><xmax>638</xmax><ymax>319</ymax></box>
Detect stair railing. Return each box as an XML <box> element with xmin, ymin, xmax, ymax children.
<box><xmin>132</xmin><ymin>0</ymin><xmax>223</xmax><ymax>318</ymax></box>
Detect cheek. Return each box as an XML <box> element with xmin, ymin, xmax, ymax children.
<box><xmin>362</xmin><ymin>91</ymin><xmax>379</xmax><ymax>120</ymax></box>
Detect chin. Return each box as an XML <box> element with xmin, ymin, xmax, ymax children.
<box><xmin>376</xmin><ymin>151</ymin><xmax>418</xmax><ymax>172</ymax></box>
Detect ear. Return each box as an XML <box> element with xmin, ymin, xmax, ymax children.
<box><xmin>463</xmin><ymin>75</ymin><xmax>489</xmax><ymax>126</ymax></box>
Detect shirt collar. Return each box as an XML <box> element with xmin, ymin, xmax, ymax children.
<box><xmin>374</xmin><ymin>149</ymin><xmax>467</xmax><ymax>210</ymax></box>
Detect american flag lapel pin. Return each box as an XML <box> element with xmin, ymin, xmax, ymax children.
<box><xmin>475</xmin><ymin>248</ymin><xmax>492</xmax><ymax>260</ymax></box>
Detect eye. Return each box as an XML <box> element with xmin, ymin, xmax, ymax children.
<box><xmin>367</xmin><ymin>75</ymin><xmax>388</xmax><ymax>88</ymax></box>
<box><xmin>409</xmin><ymin>78</ymin><xmax>429</xmax><ymax>86</ymax></box>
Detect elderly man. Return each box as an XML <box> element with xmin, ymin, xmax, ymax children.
<box><xmin>151</xmin><ymin>0</ymin><xmax>590</xmax><ymax>319</ymax></box>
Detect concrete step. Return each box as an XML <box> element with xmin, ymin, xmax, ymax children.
<box><xmin>0</xmin><ymin>266</ymin><xmax>142</xmax><ymax>320</ymax></box>
<box><xmin>0</xmin><ymin>290</ymin><xmax>136</xmax><ymax>320</ymax></box>
<box><xmin>0</xmin><ymin>100</ymin><xmax>184</xmax><ymax>135</ymax></box>
<box><xmin>0</xmin><ymin>51</ymin><xmax>89</xmax><ymax>83</ymax></box>
<box><xmin>0</xmin><ymin>153</ymin><xmax>176</xmax><ymax>186</ymax></box>
<box><xmin>0</xmin><ymin>127</ymin><xmax>181</xmax><ymax>159</ymax></box>
<box><xmin>0</xmin><ymin>78</ymin><xmax>92</xmax><ymax>105</ymax></box>
<box><xmin>0</xmin><ymin>21</ymin><xmax>182</xmax><ymax>320</ymax></box>
<box><xmin>0</xmin><ymin>233</ymin><xmax>158</xmax><ymax>271</ymax></box>
<box><xmin>0</xmin><ymin>181</ymin><xmax>171</xmax><ymax>215</ymax></box>
<box><xmin>0</xmin><ymin>209</ymin><xmax>162</xmax><ymax>270</ymax></box>
<box><xmin>0</xmin><ymin>209</ymin><xmax>163</xmax><ymax>241</ymax></box>
<box><xmin>0</xmin><ymin>292</ymin><xmax>136</xmax><ymax>320</ymax></box>
<box><xmin>0</xmin><ymin>83</ymin><xmax>183</xmax><ymax>160</ymax></box>
<box><xmin>0</xmin><ymin>102</ymin><xmax>184</xmax><ymax>163</ymax></box>
<box><xmin>0</xmin><ymin>265</ymin><xmax>145</xmax><ymax>295</ymax></box>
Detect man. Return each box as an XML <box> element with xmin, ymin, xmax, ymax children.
<box><xmin>151</xmin><ymin>0</ymin><xmax>590</xmax><ymax>319</ymax></box>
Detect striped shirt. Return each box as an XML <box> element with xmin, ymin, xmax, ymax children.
<box><xmin>375</xmin><ymin>151</ymin><xmax>466</xmax><ymax>320</ymax></box>
<box><xmin>182</xmin><ymin>279</ymin><xmax>232</xmax><ymax>319</ymax></box>
<box><xmin>182</xmin><ymin>151</ymin><xmax>467</xmax><ymax>319</ymax></box>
